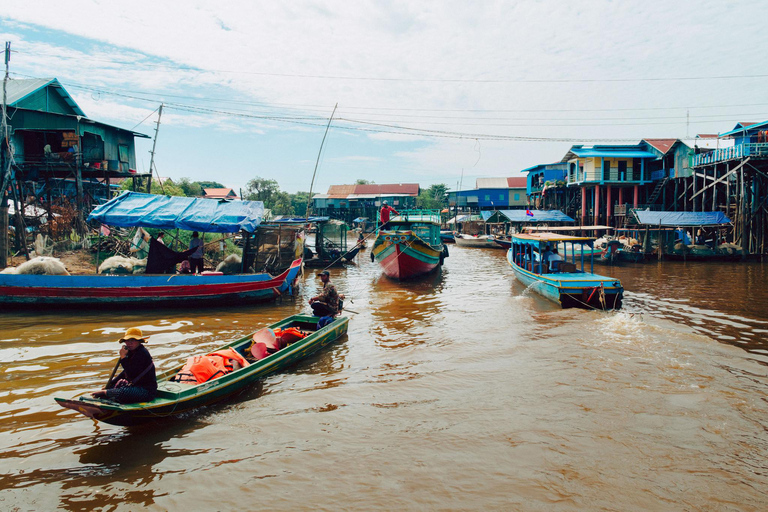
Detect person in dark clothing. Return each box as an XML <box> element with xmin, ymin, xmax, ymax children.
<box><xmin>146</xmin><ymin>238</ymin><xmax>196</xmax><ymax>274</ymax></box>
<box><xmin>92</xmin><ymin>327</ymin><xmax>157</xmax><ymax>404</ymax></box>
<box><xmin>309</xmin><ymin>271</ymin><xmax>342</xmax><ymax>317</ymax></box>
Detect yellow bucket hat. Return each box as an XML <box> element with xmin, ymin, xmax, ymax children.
<box><xmin>119</xmin><ymin>327</ymin><xmax>149</xmax><ymax>343</ymax></box>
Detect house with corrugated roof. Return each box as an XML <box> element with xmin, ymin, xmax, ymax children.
<box><xmin>2</xmin><ymin>77</ymin><xmax>150</xmax><ymax>205</ymax></box>
<box><xmin>312</xmin><ymin>183</ymin><xmax>419</xmax><ymax>222</ymax></box>
<box><xmin>447</xmin><ymin>177</ymin><xmax>529</xmax><ymax>211</ymax></box>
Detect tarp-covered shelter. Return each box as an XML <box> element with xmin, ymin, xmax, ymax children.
<box><xmin>88</xmin><ymin>191</ymin><xmax>265</xmax><ymax>233</ymax></box>
<box><xmin>496</xmin><ymin>210</ymin><xmax>574</xmax><ymax>223</ymax></box>
<box><xmin>632</xmin><ymin>211</ymin><xmax>731</xmax><ymax>227</ymax></box>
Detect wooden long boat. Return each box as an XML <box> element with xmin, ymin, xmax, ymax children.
<box><xmin>0</xmin><ymin>258</ymin><xmax>303</xmax><ymax>307</ymax></box>
<box><xmin>507</xmin><ymin>233</ymin><xmax>623</xmax><ymax>310</ymax></box>
<box><xmin>55</xmin><ymin>314</ymin><xmax>349</xmax><ymax>426</ymax></box>
<box><xmin>454</xmin><ymin>234</ymin><xmax>499</xmax><ymax>248</ymax></box>
<box><xmin>0</xmin><ymin>192</ymin><xmax>307</xmax><ymax>308</ymax></box>
<box><xmin>372</xmin><ymin>210</ymin><xmax>447</xmax><ymax>280</ymax></box>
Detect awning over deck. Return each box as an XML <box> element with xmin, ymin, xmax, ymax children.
<box><xmin>88</xmin><ymin>191</ymin><xmax>265</xmax><ymax>233</ymax></box>
<box><xmin>632</xmin><ymin>211</ymin><xmax>731</xmax><ymax>227</ymax></box>
<box><xmin>497</xmin><ymin>209</ymin><xmax>574</xmax><ymax>223</ymax></box>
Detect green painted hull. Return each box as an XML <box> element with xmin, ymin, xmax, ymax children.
<box><xmin>55</xmin><ymin>315</ymin><xmax>349</xmax><ymax>426</ymax></box>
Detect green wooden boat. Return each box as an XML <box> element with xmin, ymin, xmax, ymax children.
<box><xmin>55</xmin><ymin>314</ymin><xmax>349</xmax><ymax>426</ymax></box>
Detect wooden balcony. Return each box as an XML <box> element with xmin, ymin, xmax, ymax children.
<box><xmin>693</xmin><ymin>143</ymin><xmax>768</xmax><ymax>167</ymax></box>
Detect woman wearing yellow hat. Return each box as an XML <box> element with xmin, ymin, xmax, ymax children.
<box><xmin>92</xmin><ymin>327</ymin><xmax>157</xmax><ymax>403</ymax></box>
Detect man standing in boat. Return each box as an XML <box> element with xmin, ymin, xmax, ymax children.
<box><xmin>309</xmin><ymin>270</ymin><xmax>341</xmax><ymax>317</ymax></box>
<box><xmin>379</xmin><ymin>200</ymin><xmax>399</xmax><ymax>230</ymax></box>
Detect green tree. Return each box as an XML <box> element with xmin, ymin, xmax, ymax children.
<box><xmin>197</xmin><ymin>181</ymin><xmax>226</xmax><ymax>189</ymax></box>
<box><xmin>120</xmin><ymin>178</ymin><xmax>186</xmax><ymax>197</ymax></box>
<box><xmin>244</xmin><ymin>177</ymin><xmax>281</xmax><ymax>209</ymax></box>
<box><xmin>416</xmin><ymin>183</ymin><xmax>448</xmax><ymax>210</ymax></box>
<box><xmin>355</xmin><ymin>179</ymin><xmax>373</xmax><ymax>184</ymax></box>
<box><xmin>176</xmin><ymin>178</ymin><xmax>203</xmax><ymax>197</ymax></box>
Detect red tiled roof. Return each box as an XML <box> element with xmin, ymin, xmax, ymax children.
<box><xmin>643</xmin><ymin>138</ymin><xmax>677</xmax><ymax>154</ymax></box>
<box><xmin>326</xmin><ymin>183</ymin><xmax>420</xmax><ymax>198</ymax></box>
<box><xmin>506</xmin><ymin>177</ymin><xmax>527</xmax><ymax>188</ymax></box>
<box><xmin>203</xmin><ymin>188</ymin><xmax>238</xmax><ymax>198</ymax></box>
<box><xmin>354</xmin><ymin>183</ymin><xmax>419</xmax><ymax>195</ymax></box>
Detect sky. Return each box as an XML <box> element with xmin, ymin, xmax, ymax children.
<box><xmin>2</xmin><ymin>1</ymin><xmax>767</xmax><ymax>194</ymax></box>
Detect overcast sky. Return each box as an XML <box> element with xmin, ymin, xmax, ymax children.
<box><xmin>2</xmin><ymin>1</ymin><xmax>767</xmax><ymax>193</ymax></box>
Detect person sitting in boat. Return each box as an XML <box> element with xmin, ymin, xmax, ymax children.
<box><xmin>379</xmin><ymin>200</ymin><xmax>399</xmax><ymax>229</ymax></box>
<box><xmin>92</xmin><ymin>327</ymin><xmax>157</xmax><ymax>404</ymax></box>
<box><xmin>309</xmin><ymin>270</ymin><xmax>343</xmax><ymax>317</ymax></box>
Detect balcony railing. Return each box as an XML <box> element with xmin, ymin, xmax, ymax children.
<box><xmin>693</xmin><ymin>143</ymin><xmax>768</xmax><ymax>166</ymax></box>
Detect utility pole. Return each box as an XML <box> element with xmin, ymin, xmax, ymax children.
<box><xmin>0</xmin><ymin>42</ymin><xmax>12</xmax><ymax>267</ymax></box>
<box><xmin>146</xmin><ymin>103</ymin><xmax>163</xmax><ymax>194</ymax></box>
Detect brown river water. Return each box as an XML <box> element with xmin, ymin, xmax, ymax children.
<box><xmin>1</xmin><ymin>246</ymin><xmax>767</xmax><ymax>510</ymax></box>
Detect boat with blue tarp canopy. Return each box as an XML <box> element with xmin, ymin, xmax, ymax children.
<box><xmin>0</xmin><ymin>192</ymin><xmax>304</xmax><ymax>308</ymax></box>
<box><xmin>88</xmin><ymin>191</ymin><xmax>265</xmax><ymax>233</ymax></box>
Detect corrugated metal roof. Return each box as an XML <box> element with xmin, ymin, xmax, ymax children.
<box><xmin>476</xmin><ymin>177</ymin><xmax>508</xmax><ymax>188</ymax></box>
<box><xmin>566</xmin><ymin>146</ymin><xmax>656</xmax><ymax>159</ymax></box>
<box><xmin>355</xmin><ymin>183</ymin><xmax>419</xmax><ymax>195</ymax></box>
<box><xmin>324</xmin><ymin>183</ymin><xmax>419</xmax><ymax>199</ymax></box>
<box><xmin>326</xmin><ymin>184</ymin><xmax>357</xmax><ymax>198</ymax></box>
<box><xmin>643</xmin><ymin>138</ymin><xmax>678</xmax><ymax>154</ymax></box>
<box><xmin>507</xmin><ymin>177</ymin><xmax>527</xmax><ymax>188</ymax></box>
<box><xmin>719</xmin><ymin>120</ymin><xmax>768</xmax><ymax>137</ymax></box>
<box><xmin>6</xmin><ymin>78</ymin><xmax>86</xmax><ymax>116</ymax></box>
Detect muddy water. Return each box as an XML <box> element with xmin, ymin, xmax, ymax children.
<box><xmin>1</xmin><ymin>247</ymin><xmax>767</xmax><ymax>510</ymax></box>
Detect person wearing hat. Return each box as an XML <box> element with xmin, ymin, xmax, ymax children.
<box><xmin>309</xmin><ymin>270</ymin><xmax>341</xmax><ymax>317</ymax></box>
<box><xmin>188</xmin><ymin>231</ymin><xmax>204</xmax><ymax>273</ymax></box>
<box><xmin>92</xmin><ymin>327</ymin><xmax>157</xmax><ymax>404</ymax></box>
<box><xmin>379</xmin><ymin>200</ymin><xmax>399</xmax><ymax>230</ymax></box>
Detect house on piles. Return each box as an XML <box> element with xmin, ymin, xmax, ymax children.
<box><xmin>311</xmin><ymin>183</ymin><xmax>420</xmax><ymax>223</ymax></box>
<box><xmin>447</xmin><ymin>177</ymin><xmax>528</xmax><ymax>213</ymax></box>
<box><xmin>688</xmin><ymin>120</ymin><xmax>768</xmax><ymax>255</ymax></box>
<box><xmin>1</xmin><ymin>78</ymin><xmax>151</xmax><ymax>206</ymax></box>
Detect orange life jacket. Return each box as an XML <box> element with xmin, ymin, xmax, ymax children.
<box><xmin>273</xmin><ymin>327</ymin><xmax>310</xmax><ymax>346</ymax></box>
<box><xmin>175</xmin><ymin>347</ymin><xmax>250</xmax><ymax>384</ymax></box>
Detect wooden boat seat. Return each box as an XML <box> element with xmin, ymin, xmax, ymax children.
<box><xmin>559</xmin><ymin>262</ymin><xmax>577</xmax><ymax>273</ymax></box>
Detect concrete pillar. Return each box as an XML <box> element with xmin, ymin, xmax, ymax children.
<box><xmin>618</xmin><ymin>188</ymin><xmax>624</xmax><ymax>209</ymax></box>
<box><xmin>633</xmin><ymin>185</ymin><xmax>639</xmax><ymax>208</ymax></box>
<box><xmin>606</xmin><ymin>186</ymin><xmax>613</xmax><ymax>221</ymax></box>
<box><xmin>581</xmin><ymin>186</ymin><xmax>587</xmax><ymax>225</ymax></box>
<box><xmin>594</xmin><ymin>185</ymin><xmax>600</xmax><ymax>225</ymax></box>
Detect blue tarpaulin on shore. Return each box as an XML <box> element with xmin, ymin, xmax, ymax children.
<box><xmin>633</xmin><ymin>211</ymin><xmax>731</xmax><ymax>226</ymax></box>
<box><xmin>497</xmin><ymin>209</ymin><xmax>574</xmax><ymax>223</ymax></box>
<box><xmin>88</xmin><ymin>191</ymin><xmax>265</xmax><ymax>233</ymax></box>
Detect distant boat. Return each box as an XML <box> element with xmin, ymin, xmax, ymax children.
<box><xmin>55</xmin><ymin>314</ymin><xmax>349</xmax><ymax>426</ymax></box>
<box><xmin>440</xmin><ymin>231</ymin><xmax>456</xmax><ymax>243</ymax></box>
<box><xmin>507</xmin><ymin>233</ymin><xmax>623</xmax><ymax>310</ymax></box>
<box><xmin>372</xmin><ymin>210</ymin><xmax>448</xmax><ymax>280</ymax></box>
<box><xmin>454</xmin><ymin>233</ymin><xmax>498</xmax><ymax>248</ymax></box>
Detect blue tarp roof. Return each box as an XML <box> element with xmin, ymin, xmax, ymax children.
<box><xmin>569</xmin><ymin>147</ymin><xmax>657</xmax><ymax>159</ymax></box>
<box><xmin>497</xmin><ymin>209</ymin><xmax>574</xmax><ymax>223</ymax></box>
<box><xmin>88</xmin><ymin>191</ymin><xmax>265</xmax><ymax>233</ymax></box>
<box><xmin>633</xmin><ymin>211</ymin><xmax>731</xmax><ymax>226</ymax></box>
